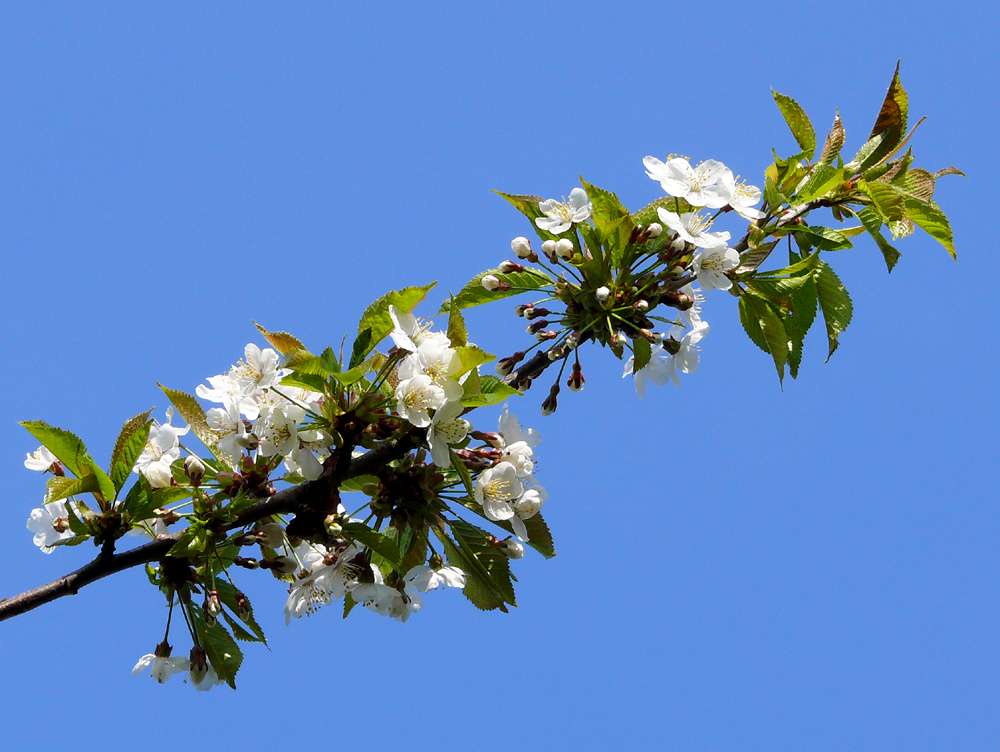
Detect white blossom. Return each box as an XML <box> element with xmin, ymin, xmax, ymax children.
<box><xmin>388</xmin><ymin>305</ymin><xmax>449</xmax><ymax>353</ymax></box>
<box><xmin>656</xmin><ymin>208</ymin><xmax>731</xmax><ymax>249</ymax></box>
<box><xmin>693</xmin><ymin>245</ymin><xmax>740</xmax><ymax>291</ymax></box>
<box><xmin>715</xmin><ymin>168</ymin><xmax>764</xmax><ymax>220</ymax></box>
<box><xmin>395</xmin><ymin>374</ymin><xmax>447</xmax><ymax>428</ymax></box>
<box><xmin>643</xmin><ymin>156</ymin><xmax>728</xmax><ymax>207</ymax></box>
<box><xmin>404</xmin><ymin>564</ymin><xmax>466</xmax><ymax>592</ymax></box>
<box><xmin>26</xmin><ymin>499</ymin><xmax>77</xmax><ymax>553</ymax></box>
<box><xmin>535</xmin><ymin>188</ymin><xmax>592</xmax><ymax>234</ymax></box>
<box><xmin>24</xmin><ymin>446</ymin><xmax>58</xmax><ymax>473</ymax></box>
<box><xmin>427</xmin><ymin>401</ymin><xmax>472</xmax><ymax>467</ymax></box>
<box><xmin>474</xmin><ymin>461</ymin><xmax>523</xmax><ymax>522</ymax></box>
<box><xmin>132</xmin><ymin>653</ymin><xmax>189</xmax><ymax>684</ymax></box>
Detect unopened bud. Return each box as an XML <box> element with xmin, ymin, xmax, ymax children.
<box><xmin>495</xmin><ymin>351</ymin><xmax>525</xmax><ymax>377</ymax></box>
<box><xmin>610</xmin><ymin>332</ymin><xmax>627</xmax><ymax>346</ymax></box>
<box><xmin>498</xmin><ymin>260</ymin><xmax>524</xmax><ymax>273</ymax></box>
<box><xmin>189</xmin><ymin>646</ymin><xmax>209</xmax><ymax>686</ymax></box>
<box><xmin>261</xmin><ymin>556</ymin><xmax>297</xmax><ymax>574</ymax></box>
<box><xmin>536</xmin><ymin>330</ymin><xmax>557</xmax><ymax>342</ymax></box>
<box><xmin>547</xmin><ymin>346</ymin><xmax>565</xmax><ymax>361</ymax></box>
<box><xmin>324</xmin><ymin>515</ymin><xmax>343</xmax><ymax>536</ymax></box>
<box><xmin>206</xmin><ymin>590</ymin><xmax>222</xmax><ymax>618</ymax></box>
<box><xmin>471</xmin><ymin>430</ymin><xmax>504</xmax><ymax>448</ymax></box>
<box><xmin>647</xmin><ymin>222</ymin><xmax>663</xmax><ymax>238</ymax></box>
<box><xmin>235</xmin><ymin>591</ymin><xmax>252</xmax><ymax>622</ymax></box>
<box><xmin>541</xmin><ymin>239</ymin><xmax>558</xmax><ymax>261</ymax></box>
<box><xmin>524</xmin><ymin>306</ymin><xmax>550</xmax><ymax>320</ymax></box>
<box><xmin>661</xmin><ymin>289</ymin><xmax>694</xmax><ymax>310</ymax></box>
<box><xmin>595</xmin><ymin>286</ymin><xmax>611</xmax><ymax>302</ymax></box>
<box><xmin>184</xmin><ymin>456</ymin><xmax>206</xmax><ymax>487</ymax></box>
<box><xmin>511</xmin><ymin>236</ymin><xmax>532</xmax><ymax>259</ymax></box>
<box><xmin>234</xmin><ymin>556</ymin><xmax>260</xmax><ymax>570</ymax></box>
<box><xmin>482</xmin><ymin>275</ymin><xmax>509</xmax><ymax>292</ymax></box>
<box><xmin>514</xmin><ymin>303</ymin><xmax>532</xmax><ymax>317</ymax></box>
<box><xmin>501</xmin><ymin>537</ymin><xmax>525</xmax><ymax>559</ymax></box>
<box><xmin>633</xmin><ymin>299</ymin><xmax>649</xmax><ymax>313</ymax></box>
<box><xmin>526</xmin><ymin>319</ymin><xmax>548</xmax><ymax>335</ymax></box>
<box><xmin>257</xmin><ymin>522</ymin><xmax>284</xmax><ymax>548</ymax></box>
<box><xmin>541</xmin><ymin>383</ymin><xmax>560</xmax><ymax>416</ymax></box>
<box><xmin>555</xmin><ymin>238</ymin><xmax>575</xmax><ymax>260</ymax></box>
<box><xmin>567</xmin><ymin>363</ymin><xmax>585</xmax><ymax>392</ymax></box>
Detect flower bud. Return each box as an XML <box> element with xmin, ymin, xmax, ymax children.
<box><xmin>471</xmin><ymin>430</ymin><xmax>504</xmax><ymax>448</ymax></box>
<box><xmin>567</xmin><ymin>363</ymin><xmax>585</xmax><ymax>392</ymax></box>
<box><xmin>234</xmin><ymin>556</ymin><xmax>260</xmax><ymax>570</ymax></box>
<box><xmin>235</xmin><ymin>591</ymin><xmax>252</xmax><ymax>622</ymax></box>
<box><xmin>541</xmin><ymin>383</ymin><xmax>560</xmax><ymax>416</ymax></box>
<box><xmin>536</xmin><ymin>330</ymin><xmax>557</xmax><ymax>342</ymax></box>
<box><xmin>524</xmin><ymin>306</ymin><xmax>550</xmax><ymax>320</ymax></box>
<box><xmin>555</xmin><ymin>238</ymin><xmax>575</xmax><ymax>259</ymax></box>
<box><xmin>647</xmin><ymin>222</ymin><xmax>663</xmax><ymax>238</ymax></box>
<box><xmin>595</xmin><ymin>286</ymin><xmax>610</xmax><ymax>302</ymax></box>
<box><xmin>498</xmin><ymin>260</ymin><xmax>524</xmax><ymax>273</ymax></box>
<box><xmin>481</xmin><ymin>275</ymin><xmax>508</xmax><ymax>292</ymax></box>
<box><xmin>661</xmin><ymin>289</ymin><xmax>694</xmax><ymax>310</ymax></box>
<box><xmin>511</xmin><ymin>236</ymin><xmax>532</xmax><ymax>259</ymax></box>
<box><xmin>526</xmin><ymin>319</ymin><xmax>548</xmax><ymax>335</ymax></box>
<box><xmin>257</xmin><ymin>522</ymin><xmax>284</xmax><ymax>548</ymax></box>
<box><xmin>495</xmin><ymin>351</ymin><xmax>525</xmax><ymax>376</ymax></box>
<box><xmin>633</xmin><ymin>299</ymin><xmax>649</xmax><ymax>313</ymax></box>
<box><xmin>206</xmin><ymin>590</ymin><xmax>222</xmax><ymax>618</ymax></box>
<box><xmin>541</xmin><ymin>239</ymin><xmax>557</xmax><ymax>256</ymax></box>
<box><xmin>610</xmin><ymin>332</ymin><xmax>627</xmax><ymax>346</ymax></box>
<box><xmin>324</xmin><ymin>515</ymin><xmax>343</xmax><ymax>536</ymax></box>
<box><xmin>184</xmin><ymin>456</ymin><xmax>206</xmax><ymax>487</ymax></box>
<box><xmin>501</xmin><ymin>537</ymin><xmax>525</xmax><ymax>559</ymax></box>
<box><xmin>261</xmin><ymin>556</ymin><xmax>297</xmax><ymax>574</ymax></box>
<box><xmin>515</xmin><ymin>487</ymin><xmax>547</xmax><ymax>519</ymax></box>
<box><xmin>565</xmin><ymin>333</ymin><xmax>580</xmax><ymax>350</ymax></box>
<box><xmin>514</xmin><ymin>303</ymin><xmax>532</xmax><ymax>317</ymax></box>
<box><xmin>189</xmin><ymin>646</ymin><xmax>209</xmax><ymax>686</ymax></box>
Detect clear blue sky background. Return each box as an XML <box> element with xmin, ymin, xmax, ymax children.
<box><xmin>1</xmin><ymin>3</ymin><xmax>995</xmax><ymax>750</ymax></box>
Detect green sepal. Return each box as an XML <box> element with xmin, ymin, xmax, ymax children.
<box><xmin>355</xmin><ymin>282</ymin><xmax>438</xmax><ymax>359</ymax></box>
<box><xmin>342</xmin><ymin>522</ymin><xmax>401</xmax><ymax>567</ymax></box>
<box><xmin>109</xmin><ymin>410</ymin><xmax>154</xmax><ymax>494</ymax></box>
<box><xmin>441</xmin><ymin>267</ymin><xmax>553</xmax><ymax>313</ymax></box>
<box><xmin>772</xmin><ymin>90</ymin><xmax>817</xmax><ymax>159</ymax></box>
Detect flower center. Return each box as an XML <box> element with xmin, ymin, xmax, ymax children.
<box><xmin>484</xmin><ymin>477</ymin><xmax>513</xmax><ymax>504</ymax></box>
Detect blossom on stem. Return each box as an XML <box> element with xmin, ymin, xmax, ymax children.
<box><xmin>535</xmin><ymin>188</ymin><xmax>592</xmax><ymax>234</ymax></box>
<box><xmin>643</xmin><ymin>156</ymin><xmax>728</xmax><ymax>207</ymax></box>
<box><xmin>715</xmin><ymin>168</ymin><xmax>764</xmax><ymax>220</ymax></box>
<box><xmin>404</xmin><ymin>564</ymin><xmax>467</xmax><ymax>592</ymax></box>
<box><xmin>426</xmin><ymin>401</ymin><xmax>472</xmax><ymax>467</ymax></box>
<box><xmin>27</xmin><ymin>499</ymin><xmax>77</xmax><ymax>553</ymax></box>
<box><xmin>24</xmin><ymin>446</ymin><xmax>59</xmax><ymax>473</ymax></box>
<box><xmin>693</xmin><ymin>245</ymin><xmax>740</xmax><ymax>291</ymax></box>
<box><xmin>395</xmin><ymin>374</ymin><xmax>447</xmax><ymax>428</ymax></box>
<box><xmin>132</xmin><ymin>651</ymin><xmax>189</xmax><ymax>684</ymax></box>
<box><xmin>656</xmin><ymin>208</ymin><xmax>731</xmax><ymax>249</ymax></box>
<box><xmin>474</xmin><ymin>461</ymin><xmax>523</xmax><ymax>522</ymax></box>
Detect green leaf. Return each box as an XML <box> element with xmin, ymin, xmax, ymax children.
<box><xmin>452</xmin><ymin>498</ymin><xmax>556</xmax><ymax>559</ymax></box>
<box><xmin>339</xmin><ymin>474</ymin><xmax>379</xmax><ymax>494</ymax></box>
<box><xmin>772</xmin><ymin>90</ymin><xmax>817</xmax><ymax>159</ymax></box>
<box><xmin>158</xmin><ymin>385</ymin><xmax>219</xmax><ymax>457</ymax></box>
<box><xmin>441</xmin><ymin>267</ymin><xmax>553</xmax><ymax>313</ymax></box>
<box><xmin>196</xmin><ymin>617</ymin><xmax>243</xmax><ymax>689</ymax></box>
<box><xmin>342</xmin><ymin>522</ymin><xmax>401</xmax><ymax>567</ymax></box>
<box><xmin>897</xmin><ymin>168</ymin><xmax>936</xmax><ymax>202</ymax></box>
<box><xmin>213</xmin><ymin>579</ymin><xmax>267</xmax><ymax>643</ymax></box>
<box><xmin>460</xmin><ymin>374</ymin><xmax>520</xmax><ymax>408</ymax></box>
<box><xmin>793</xmin><ymin>165</ymin><xmax>844</xmax><ymax>203</ymax></box>
<box><xmin>449</xmin><ymin>518</ymin><xmax>516</xmax><ymax>605</ymax></box>
<box><xmin>77</xmin><ymin>457</ymin><xmax>115</xmax><ymax>505</ymax></box>
<box><xmin>168</xmin><ymin>521</ymin><xmax>210</xmax><ymax>557</ymax></box>
<box><xmin>866</xmin><ymin>61</ymin><xmax>907</xmax><ymax>149</ymax></box>
<box><xmin>253</xmin><ymin>322</ymin><xmax>309</xmax><ymax>356</ymax></box>
<box><xmin>349</xmin><ymin>328</ymin><xmax>372</xmax><ymax>370</ymax></box>
<box><xmin>446</xmin><ymin>302</ymin><xmax>468</xmax><ymax>347</ymax></box>
<box><xmin>579</xmin><ymin>177</ymin><xmax>634</xmax><ymax>265</ymax></box>
<box><xmin>450</xmin><ymin>449</ymin><xmax>474</xmax><ymax>496</ymax></box>
<box><xmin>48</xmin><ymin>534</ymin><xmax>90</xmax><ymax>549</ymax></box>
<box><xmin>64</xmin><ymin>501</ymin><xmax>90</xmax><ymax>535</ymax></box>
<box><xmin>858</xmin><ymin>179</ymin><xmax>906</xmax><ymax>223</ymax></box>
<box><xmin>44</xmin><ymin>474</ymin><xmax>100</xmax><ymax>504</ymax></box>
<box><xmin>629</xmin><ymin>196</ymin><xmax>695</xmax><ymax>228</ymax></box>
<box><xmin>818</xmin><ymin>110</ymin><xmax>846</xmax><ymax>165</ymax></box>
<box><xmin>857</xmin><ymin>206</ymin><xmax>902</xmax><ymax>272</ymax></box>
<box><xmin>355</xmin><ymin>282</ymin><xmax>438</xmax><ymax>358</ymax></box>
<box><xmin>453</xmin><ymin>345</ymin><xmax>495</xmax><ymax>378</ymax></box>
<box><xmin>764</xmin><ymin>173</ymin><xmax>789</xmax><ymax>211</ymax></box>
<box><xmin>739</xmin><ymin>293</ymin><xmax>790</xmax><ymax>383</ymax></box>
<box><xmin>19</xmin><ymin>421</ymin><xmax>91</xmax><ymax>478</ymax></box>
<box><xmin>784</xmin><ymin>274</ymin><xmax>818</xmax><ymax>379</ymax></box>
<box><xmin>901</xmin><ymin>195</ymin><xmax>956</xmax><ymax>260</ymax></box>
<box><xmin>492</xmin><ymin>190</ymin><xmax>561</xmax><ymax>243</ymax></box>
<box><xmin>814</xmin><ymin>260</ymin><xmax>853</xmax><ymax>361</ymax></box>
<box><xmin>632</xmin><ymin>337</ymin><xmax>652</xmax><ymax>373</ymax></box>
<box><xmin>109</xmin><ymin>410</ymin><xmax>153</xmax><ymax>494</ymax></box>
<box><xmin>793</xmin><ymin>225</ymin><xmax>853</xmax><ymax>251</ymax></box>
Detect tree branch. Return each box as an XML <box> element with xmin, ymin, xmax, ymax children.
<box><xmin>0</xmin><ymin>428</ymin><xmax>421</xmax><ymax>624</ymax></box>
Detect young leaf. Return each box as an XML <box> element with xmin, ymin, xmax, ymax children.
<box><xmin>342</xmin><ymin>522</ymin><xmax>401</xmax><ymax>567</ymax></box>
<box><xmin>196</xmin><ymin>617</ymin><xmax>243</xmax><ymax>690</ymax></box>
<box><xmin>349</xmin><ymin>328</ymin><xmax>372</xmax><ymax>370</ymax></box>
<box><xmin>739</xmin><ymin>293</ymin><xmax>790</xmax><ymax>383</ymax></box>
<box><xmin>901</xmin><ymin>195</ymin><xmax>956</xmax><ymax>259</ymax></box>
<box><xmin>632</xmin><ymin>337</ymin><xmax>652</xmax><ymax>373</ymax></box>
<box><xmin>450</xmin><ymin>449</ymin><xmax>475</xmax><ymax>498</ymax></box>
<box><xmin>814</xmin><ymin>260</ymin><xmax>853</xmax><ymax>361</ymax></box>
<box><xmin>460</xmin><ymin>375</ymin><xmax>520</xmax><ymax>408</ymax></box>
<box><xmin>109</xmin><ymin>410</ymin><xmax>153</xmax><ymax>494</ymax></box>
<box><xmin>44</xmin><ymin>474</ymin><xmax>101</xmax><ymax>504</ymax></box>
<box><xmin>355</xmin><ymin>282</ymin><xmax>438</xmax><ymax>358</ymax></box>
<box><xmin>818</xmin><ymin>110</ymin><xmax>846</xmax><ymax>165</ymax></box>
<box><xmin>19</xmin><ymin>421</ymin><xmax>91</xmax><ymax>478</ymax></box>
<box><xmin>433</xmin><ymin>527</ymin><xmax>506</xmax><ymax>612</ymax></box>
<box><xmin>772</xmin><ymin>91</ymin><xmax>817</xmax><ymax>159</ymax></box>
<box><xmin>253</xmin><ymin>322</ymin><xmax>309</xmax><ymax>356</ymax></box>
<box><xmin>446</xmin><ymin>302</ymin><xmax>468</xmax><ymax>347</ymax></box>
<box><xmin>158</xmin><ymin>385</ymin><xmax>219</xmax><ymax>457</ymax></box>
<box><xmin>449</xmin><ymin>518</ymin><xmax>516</xmax><ymax>606</ymax></box>
<box><xmin>856</xmin><ymin>206</ymin><xmax>902</xmax><ymax>272</ymax></box>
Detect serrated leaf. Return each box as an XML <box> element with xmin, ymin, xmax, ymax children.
<box><xmin>196</xmin><ymin>617</ymin><xmax>243</xmax><ymax>689</ymax></box>
<box><xmin>629</xmin><ymin>195</ymin><xmax>695</xmax><ymax>228</ymax></box>
<box><xmin>19</xmin><ymin>421</ymin><xmax>91</xmax><ymax>478</ymax></box>
<box><xmin>794</xmin><ymin>165</ymin><xmax>844</xmax><ymax>203</ymax></box>
<box><xmin>77</xmin><ymin>457</ymin><xmax>115</xmax><ymax>505</ymax></box>
<box><xmin>932</xmin><ymin>166</ymin><xmax>966</xmax><ymax>179</ymax></box>
<box><xmin>579</xmin><ymin>177</ymin><xmax>634</xmax><ymax>265</ymax></box>
<box><xmin>49</xmin><ymin>534</ymin><xmax>90</xmax><ymax>549</ymax></box>
<box><xmin>64</xmin><ymin>500</ymin><xmax>90</xmax><ymax>535</ymax></box>
<box><xmin>342</xmin><ymin>522</ymin><xmax>401</xmax><ymax>567</ymax></box>
<box><xmin>450</xmin><ymin>449</ymin><xmax>474</xmax><ymax>496</ymax></box>
<box><xmin>253</xmin><ymin>322</ymin><xmax>309</xmax><ymax>356</ymax></box>
<box><xmin>868</xmin><ymin>61</ymin><xmax>907</xmax><ymax>143</ymax></box>
<box><xmin>897</xmin><ymin>168</ymin><xmax>935</xmax><ymax>201</ymax></box>
<box><xmin>453</xmin><ymin>345</ymin><xmax>495</xmax><ymax>378</ymax></box>
<box><xmin>772</xmin><ymin>91</ymin><xmax>816</xmax><ymax>159</ymax></box>
<box><xmin>794</xmin><ymin>225</ymin><xmax>853</xmax><ymax>251</ymax></box>
<box><xmin>814</xmin><ymin>260</ymin><xmax>853</xmax><ymax>361</ymax></box>
<box><xmin>857</xmin><ymin>206</ymin><xmax>902</xmax><ymax>272</ymax></box>
<box><xmin>446</xmin><ymin>303</ymin><xmax>468</xmax><ymax>348</ymax></box>
<box><xmin>739</xmin><ymin>293</ymin><xmax>789</xmax><ymax>382</ymax></box>
<box><xmin>213</xmin><ymin>579</ymin><xmax>267</xmax><ymax>643</ymax></box>
<box><xmin>44</xmin><ymin>474</ymin><xmax>100</xmax><ymax>504</ymax></box>
<box><xmin>339</xmin><ymin>474</ymin><xmax>379</xmax><ymax>494</ymax></box>
<box><xmin>109</xmin><ymin>410</ymin><xmax>153</xmax><ymax>494</ymax></box>
<box><xmin>355</xmin><ymin>283</ymin><xmax>438</xmax><ymax>358</ymax></box>
<box><xmin>460</xmin><ymin>375</ymin><xmax>520</xmax><ymax>408</ymax></box>
<box><xmin>819</xmin><ymin>110</ymin><xmax>846</xmax><ymax>165</ymax></box>
<box><xmin>736</xmin><ymin>241</ymin><xmax>779</xmax><ymax>276</ymax></box>
<box><xmin>632</xmin><ymin>337</ymin><xmax>652</xmax><ymax>373</ymax></box>
<box><xmin>168</xmin><ymin>522</ymin><xmax>210</xmax><ymax>557</ymax></box>
<box><xmin>158</xmin><ymin>385</ymin><xmax>219</xmax><ymax>457</ymax></box>
<box><xmin>764</xmin><ymin>174</ymin><xmax>789</xmax><ymax>211</ymax></box>
<box><xmin>452</xmin><ymin>498</ymin><xmax>556</xmax><ymax>559</ymax></box>
<box><xmin>449</xmin><ymin>518</ymin><xmax>516</xmax><ymax>606</ymax></box>
<box><xmin>441</xmin><ymin>267</ymin><xmax>553</xmax><ymax>313</ymax></box>
<box><xmin>902</xmin><ymin>195</ymin><xmax>956</xmax><ymax>259</ymax></box>
<box><xmin>349</xmin><ymin>328</ymin><xmax>372</xmax><ymax>370</ymax></box>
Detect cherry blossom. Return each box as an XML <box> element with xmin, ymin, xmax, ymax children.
<box><xmin>643</xmin><ymin>156</ymin><xmax>728</xmax><ymax>207</ymax></box>
<box><xmin>535</xmin><ymin>188</ymin><xmax>592</xmax><ymax>234</ymax></box>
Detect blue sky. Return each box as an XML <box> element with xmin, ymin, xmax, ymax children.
<box><xmin>1</xmin><ymin>3</ymin><xmax>996</xmax><ymax>750</ymax></box>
